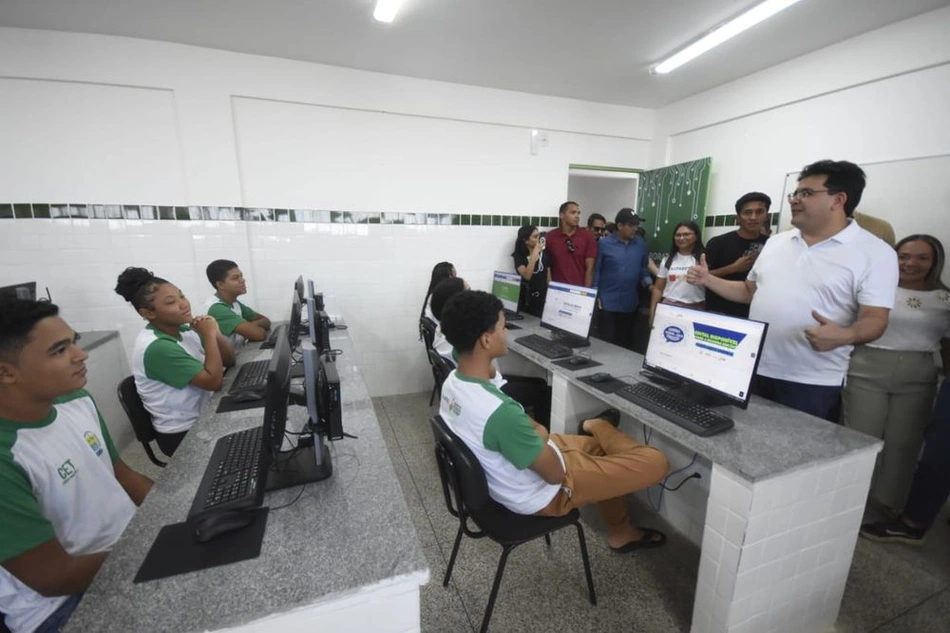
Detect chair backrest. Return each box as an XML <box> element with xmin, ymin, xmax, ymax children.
<box><xmin>427</xmin><ymin>350</ymin><xmax>454</xmax><ymax>388</ymax></box>
<box><xmin>419</xmin><ymin>317</ymin><xmax>437</xmax><ymax>352</ymax></box>
<box><xmin>430</xmin><ymin>415</ymin><xmax>492</xmax><ymax>512</ymax></box>
<box><xmin>117</xmin><ymin>376</ymin><xmax>158</xmax><ymax>444</ymax></box>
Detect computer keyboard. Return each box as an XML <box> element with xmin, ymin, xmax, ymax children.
<box><xmin>504</xmin><ymin>310</ymin><xmax>524</xmax><ymax>321</ymax></box>
<box><xmin>616</xmin><ymin>381</ymin><xmax>734</xmax><ymax>437</ymax></box>
<box><xmin>259</xmin><ymin>325</ymin><xmax>284</xmax><ymax>350</ymax></box>
<box><xmin>188</xmin><ymin>426</ymin><xmax>265</xmax><ymax>519</ymax></box>
<box><xmin>228</xmin><ymin>360</ymin><xmax>269</xmax><ymax>395</ymax></box>
<box><xmin>514</xmin><ymin>334</ymin><xmax>572</xmax><ymax>360</ymax></box>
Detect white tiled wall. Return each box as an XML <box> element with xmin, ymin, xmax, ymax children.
<box><xmin>691</xmin><ymin>451</ymin><xmax>877</xmax><ymax>633</ymax></box>
<box><xmin>0</xmin><ymin>217</ymin><xmax>516</xmax><ymax>396</ymax></box>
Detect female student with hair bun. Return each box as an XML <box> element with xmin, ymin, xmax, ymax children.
<box><xmin>115</xmin><ymin>267</ymin><xmax>235</xmax><ymax>456</ymax></box>
<box><xmin>843</xmin><ymin>234</ymin><xmax>950</xmax><ymax>514</ymax></box>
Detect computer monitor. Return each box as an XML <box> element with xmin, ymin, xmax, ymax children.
<box><xmin>261</xmin><ymin>332</ymin><xmax>293</xmax><ymax>464</ymax></box>
<box><xmin>539</xmin><ymin>281</ymin><xmax>598</xmax><ymax>347</ymax></box>
<box><xmin>306</xmin><ymin>297</ymin><xmax>331</xmax><ymax>354</ymax></box>
<box><xmin>304</xmin><ymin>342</ymin><xmax>343</xmax><ymax>441</ymax></box>
<box><xmin>644</xmin><ymin>303</ymin><xmax>768</xmax><ymax>409</ymax></box>
<box><xmin>294</xmin><ymin>275</ymin><xmax>305</xmax><ymax>303</ymax></box>
<box><xmin>288</xmin><ymin>291</ymin><xmax>303</xmax><ymax>350</ymax></box>
<box><xmin>307</xmin><ymin>279</ymin><xmax>325</xmax><ymax>311</ymax></box>
<box><xmin>491</xmin><ymin>271</ymin><xmax>522</xmax><ymax>315</ymax></box>
<box><xmin>0</xmin><ymin>282</ymin><xmax>37</xmax><ymax>301</ymax></box>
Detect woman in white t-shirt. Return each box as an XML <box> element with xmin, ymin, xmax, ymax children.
<box><xmin>115</xmin><ymin>267</ymin><xmax>235</xmax><ymax>456</ymax></box>
<box><xmin>650</xmin><ymin>220</ymin><xmax>706</xmax><ymax>325</ymax></box>
<box><xmin>843</xmin><ymin>234</ymin><xmax>950</xmax><ymax>513</ymax></box>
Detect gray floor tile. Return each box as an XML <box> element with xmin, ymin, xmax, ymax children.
<box><xmin>886</xmin><ymin>505</ymin><xmax>950</xmax><ymax>585</ymax></box>
<box><xmin>872</xmin><ymin>588</ymin><xmax>950</xmax><ymax>633</ymax></box>
<box><xmin>836</xmin><ymin>538</ymin><xmax>946</xmax><ymax>632</ymax></box>
<box><xmin>420</xmin><ymin>542</ymin><xmax>476</xmax><ymax>633</ymax></box>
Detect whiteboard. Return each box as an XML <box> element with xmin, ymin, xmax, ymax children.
<box><xmin>778</xmin><ymin>154</ymin><xmax>950</xmax><ymax>287</ymax></box>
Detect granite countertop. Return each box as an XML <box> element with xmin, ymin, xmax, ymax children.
<box><xmin>507</xmin><ymin>316</ymin><xmax>882</xmax><ymax>484</ymax></box>
<box><xmin>66</xmin><ymin>329</ymin><xmax>429</xmax><ymax>632</ymax></box>
<box><xmin>77</xmin><ymin>330</ymin><xmax>119</xmax><ymax>352</ymax></box>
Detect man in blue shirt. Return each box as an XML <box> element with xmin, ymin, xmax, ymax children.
<box><xmin>593</xmin><ymin>208</ymin><xmax>654</xmax><ymax>348</ymax></box>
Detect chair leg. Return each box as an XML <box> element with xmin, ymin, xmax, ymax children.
<box><xmin>544</xmin><ymin>533</ymin><xmax>551</xmax><ymax>547</ymax></box>
<box><xmin>480</xmin><ymin>545</ymin><xmax>515</xmax><ymax>633</ymax></box>
<box><xmin>143</xmin><ymin>443</ymin><xmax>167</xmax><ymax>468</ymax></box>
<box><xmin>444</xmin><ymin>525</ymin><xmax>465</xmax><ymax>586</ymax></box>
<box><xmin>574</xmin><ymin>522</ymin><xmax>596</xmax><ymax>606</ymax></box>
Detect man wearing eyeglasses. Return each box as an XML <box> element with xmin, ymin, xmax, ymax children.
<box><xmin>587</xmin><ymin>213</ymin><xmax>607</xmax><ymax>240</ymax></box>
<box><xmin>687</xmin><ymin>160</ymin><xmax>897</xmax><ymax>421</ymax></box>
<box><xmin>546</xmin><ymin>201</ymin><xmax>598</xmax><ymax>288</ymax></box>
<box><xmin>703</xmin><ymin>192</ymin><xmax>772</xmax><ymax>319</ymax></box>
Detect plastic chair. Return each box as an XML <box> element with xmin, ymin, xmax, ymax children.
<box><xmin>427</xmin><ymin>349</ymin><xmax>455</xmax><ymax>406</ymax></box>
<box><xmin>429</xmin><ymin>415</ymin><xmax>596</xmax><ymax>633</ymax></box>
<box><xmin>117</xmin><ymin>376</ymin><xmax>167</xmax><ymax>468</ymax></box>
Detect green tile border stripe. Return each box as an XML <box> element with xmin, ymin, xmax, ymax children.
<box><xmin>0</xmin><ymin>204</ymin><xmax>560</xmax><ymax>227</ymax></box>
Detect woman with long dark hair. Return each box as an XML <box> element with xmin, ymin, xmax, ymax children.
<box><xmin>650</xmin><ymin>221</ymin><xmax>706</xmax><ymax>324</ymax></box>
<box><xmin>843</xmin><ymin>234</ymin><xmax>950</xmax><ymax>514</ymax></box>
<box><xmin>421</xmin><ymin>261</ymin><xmax>456</xmax><ymax>321</ymax></box>
<box><xmin>512</xmin><ymin>225</ymin><xmax>550</xmax><ymax>317</ymax></box>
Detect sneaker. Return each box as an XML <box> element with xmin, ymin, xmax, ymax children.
<box><xmin>859</xmin><ymin>517</ymin><xmax>926</xmax><ymax>546</ymax></box>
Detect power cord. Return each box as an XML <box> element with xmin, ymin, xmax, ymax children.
<box><xmin>269</xmin><ymin>483</ymin><xmax>307</xmax><ymax>511</ymax></box>
<box><xmin>647</xmin><ymin>452</ymin><xmax>700</xmax><ymax>512</ymax></box>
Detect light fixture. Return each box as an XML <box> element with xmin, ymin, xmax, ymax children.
<box><xmin>374</xmin><ymin>0</ymin><xmax>405</xmax><ymax>23</ymax></box>
<box><xmin>652</xmin><ymin>0</ymin><xmax>804</xmax><ymax>74</ymax></box>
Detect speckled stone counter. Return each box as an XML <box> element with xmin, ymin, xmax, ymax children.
<box><xmin>504</xmin><ymin>315</ymin><xmax>881</xmax><ymax>633</ymax></box>
<box><xmin>66</xmin><ymin>328</ymin><xmax>429</xmax><ymax>633</ymax></box>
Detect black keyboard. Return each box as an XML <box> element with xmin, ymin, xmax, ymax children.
<box><xmin>228</xmin><ymin>360</ymin><xmax>269</xmax><ymax>395</ymax></box>
<box><xmin>259</xmin><ymin>325</ymin><xmax>284</xmax><ymax>350</ymax></box>
<box><xmin>504</xmin><ymin>310</ymin><xmax>524</xmax><ymax>321</ymax></box>
<box><xmin>188</xmin><ymin>426</ymin><xmax>265</xmax><ymax>519</ymax></box>
<box><xmin>505</xmin><ymin>323</ymin><xmax>522</xmax><ymax>330</ymax></box>
<box><xmin>514</xmin><ymin>334</ymin><xmax>572</xmax><ymax>360</ymax></box>
<box><xmin>616</xmin><ymin>382</ymin><xmax>734</xmax><ymax>437</ymax></box>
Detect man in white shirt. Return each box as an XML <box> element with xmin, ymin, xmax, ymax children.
<box><xmin>687</xmin><ymin>160</ymin><xmax>898</xmax><ymax>420</ymax></box>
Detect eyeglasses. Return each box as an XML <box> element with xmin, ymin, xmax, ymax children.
<box><xmin>674</xmin><ymin>233</ymin><xmax>695</xmax><ymax>239</ymax></box>
<box><xmin>787</xmin><ymin>188</ymin><xmax>830</xmax><ymax>201</ymax></box>
<box><xmin>565</xmin><ymin>238</ymin><xmax>575</xmax><ymax>253</ymax></box>
<box><xmin>591</xmin><ymin>226</ymin><xmax>606</xmax><ymax>234</ymax></box>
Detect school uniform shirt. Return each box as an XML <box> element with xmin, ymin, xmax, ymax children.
<box><xmin>0</xmin><ymin>391</ymin><xmax>135</xmax><ymax>633</ymax></box>
<box><xmin>657</xmin><ymin>253</ymin><xmax>705</xmax><ymax>304</ymax></box>
<box><xmin>201</xmin><ymin>294</ymin><xmax>256</xmax><ymax>346</ymax></box>
<box><xmin>748</xmin><ymin>220</ymin><xmax>898</xmax><ymax>386</ymax></box>
<box><xmin>867</xmin><ymin>287</ymin><xmax>950</xmax><ymax>352</ymax></box>
<box><xmin>132</xmin><ymin>324</ymin><xmax>210</xmax><ymax>434</ymax></box>
<box><xmin>439</xmin><ymin>370</ymin><xmax>561</xmax><ymax>514</ymax></box>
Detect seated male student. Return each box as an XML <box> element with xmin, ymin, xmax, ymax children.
<box><xmin>0</xmin><ymin>298</ymin><xmax>153</xmax><ymax>633</ymax></box>
<box><xmin>201</xmin><ymin>259</ymin><xmax>272</xmax><ymax>345</ymax></box>
<box><xmin>438</xmin><ymin>290</ymin><xmax>670</xmax><ymax>550</ymax></box>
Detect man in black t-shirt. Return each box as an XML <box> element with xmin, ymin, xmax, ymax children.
<box><xmin>704</xmin><ymin>192</ymin><xmax>771</xmax><ymax>318</ymax></box>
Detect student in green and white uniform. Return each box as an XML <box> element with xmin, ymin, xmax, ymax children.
<box><xmin>0</xmin><ymin>298</ymin><xmax>153</xmax><ymax>633</ymax></box>
<box><xmin>115</xmin><ymin>267</ymin><xmax>235</xmax><ymax>457</ymax></box>
<box><xmin>201</xmin><ymin>259</ymin><xmax>272</xmax><ymax>346</ymax></box>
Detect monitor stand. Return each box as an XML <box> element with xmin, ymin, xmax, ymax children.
<box><xmin>264</xmin><ymin>429</ymin><xmax>332</xmax><ymax>491</ymax></box>
<box><xmin>551</xmin><ymin>330</ymin><xmax>590</xmax><ymax>349</ymax></box>
<box><xmin>673</xmin><ymin>382</ymin><xmax>734</xmax><ymax>410</ymax></box>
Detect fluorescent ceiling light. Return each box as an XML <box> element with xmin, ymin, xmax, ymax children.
<box><xmin>374</xmin><ymin>0</ymin><xmax>405</xmax><ymax>23</ymax></box>
<box><xmin>653</xmin><ymin>0</ymin><xmax>804</xmax><ymax>74</ymax></box>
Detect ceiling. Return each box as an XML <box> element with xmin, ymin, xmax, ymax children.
<box><xmin>1</xmin><ymin>0</ymin><xmax>947</xmax><ymax>108</ymax></box>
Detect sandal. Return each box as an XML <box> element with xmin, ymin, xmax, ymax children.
<box><xmin>576</xmin><ymin>408</ymin><xmax>621</xmax><ymax>436</ymax></box>
<box><xmin>610</xmin><ymin>528</ymin><xmax>667</xmax><ymax>552</ymax></box>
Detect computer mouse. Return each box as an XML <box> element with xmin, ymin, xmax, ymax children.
<box><xmin>192</xmin><ymin>510</ymin><xmax>255</xmax><ymax>543</ymax></box>
<box><xmin>568</xmin><ymin>356</ymin><xmax>589</xmax><ymax>366</ymax></box>
<box><xmin>589</xmin><ymin>372</ymin><xmax>613</xmax><ymax>383</ymax></box>
<box><xmin>231</xmin><ymin>390</ymin><xmax>265</xmax><ymax>403</ymax></box>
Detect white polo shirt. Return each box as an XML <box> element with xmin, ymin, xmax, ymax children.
<box><xmin>748</xmin><ymin>220</ymin><xmax>898</xmax><ymax>386</ymax></box>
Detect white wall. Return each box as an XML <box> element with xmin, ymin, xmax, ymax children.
<box><xmin>0</xmin><ymin>27</ymin><xmax>652</xmax><ymax>396</ymax></box>
<box><xmin>652</xmin><ymin>5</ymin><xmax>950</xmax><ymax>244</ymax></box>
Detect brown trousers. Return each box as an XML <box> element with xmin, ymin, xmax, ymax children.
<box><xmin>535</xmin><ymin>423</ymin><xmax>669</xmax><ymax>530</ymax></box>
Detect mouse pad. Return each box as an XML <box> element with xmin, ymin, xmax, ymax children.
<box><xmin>505</xmin><ymin>324</ymin><xmax>522</xmax><ymax>330</ymax></box>
<box><xmin>133</xmin><ymin>508</ymin><xmax>269</xmax><ymax>583</ymax></box>
<box><xmin>216</xmin><ymin>395</ymin><xmax>266</xmax><ymax>414</ymax></box>
<box><xmin>577</xmin><ymin>375</ymin><xmax>628</xmax><ymax>394</ymax></box>
<box><xmin>552</xmin><ymin>358</ymin><xmax>602</xmax><ymax>372</ymax></box>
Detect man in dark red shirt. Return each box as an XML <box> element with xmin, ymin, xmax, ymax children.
<box><xmin>545</xmin><ymin>201</ymin><xmax>598</xmax><ymax>287</ymax></box>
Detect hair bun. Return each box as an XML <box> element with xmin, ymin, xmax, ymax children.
<box><xmin>114</xmin><ymin>267</ymin><xmax>155</xmax><ymax>302</ymax></box>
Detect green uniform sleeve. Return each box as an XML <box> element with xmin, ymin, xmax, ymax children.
<box><xmin>208</xmin><ymin>302</ymin><xmax>244</xmax><ymax>336</ymax></box>
<box><xmin>238</xmin><ymin>301</ymin><xmax>256</xmax><ymax>320</ymax></box>
<box><xmin>482</xmin><ymin>400</ymin><xmax>544</xmax><ymax>469</ymax></box>
<box><xmin>0</xmin><ymin>444</ymin><xmax>56</xmax><ymax>563</ymax></box>
<box><xmin>143</xmin><ymin>338</ymin><xmax>204</xmax><ymax>389</ymax></box>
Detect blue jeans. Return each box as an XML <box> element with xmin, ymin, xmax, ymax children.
<box><xmin>903</xmin><ymin>379</ymin><xmax>950</xmax><ymax>529</ymax></box>
<box><xmin>754</xmin><ymin>375</ymin><xmax>842</xmax><ymax>422</ymax></box>
<box><xmin>35</xmin><ymin>594</ymin><xmax>83</xmax><ymax>633</ymax></box>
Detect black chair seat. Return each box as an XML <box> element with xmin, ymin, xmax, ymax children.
<box><xmin>470</xmin><ymin>500</ymin><xmax>581</xmax><ymax>544</ymax></box>
<box><xmin>117</xmin><ymin>376</ymin><xmax>168</xmax><ymax>467</ymax></box>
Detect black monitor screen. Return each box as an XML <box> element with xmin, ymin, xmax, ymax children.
<box><xmin>262</xmin><ymin>333</ymin><xmax>292</xmax><ymax>460</ymax></box>
<box><xmin>644</xmin><ymin>303</ymin><xmax>768</xmax><ymax>409</ymax></box>
<box><xmin>0</xmin><ymin>282</ymin><xmax>37</xmax><ymax>301</ymax></box>
<box><xmin>288</xmin><ymin>291</ymin><xmax>302</xmax><ymax>349</ymax></box>
<box><xmin>294</xmin><ymin>275</ymin><xmax>305</xmax><ymax>303</ymax></box>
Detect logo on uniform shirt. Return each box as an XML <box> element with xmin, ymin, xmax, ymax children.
<box><xmin>448</xmin><ymin>398</ymin><xmax>461</xmax><ymax>416</ymax></box>
<box><xmin>58</xmin><ymin>459</ymin><xmax>77</xmax><ymax>483</ymax></box>
<box><xmin>84</xmin><ymin>431</ymin><xmax>104</xmax><ymax>457</ymax></box>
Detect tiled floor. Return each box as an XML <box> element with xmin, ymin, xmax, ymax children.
<box><xmin>364</xmin><ymin>391</ymin><xmax>950</xmax><ymax>633</ymax></box>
